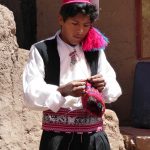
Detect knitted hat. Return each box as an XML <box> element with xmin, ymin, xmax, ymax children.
<box><xmin>62</xmin><ymin>0</ymin><xmax>99</xmax><ymax>16</ymax></box>
<box><xmin>62</xmin><ymin>0</ymin><xmax>91</xmax><ymax>5</ymax></box>
<box><xmin>82</xmin><ymin>81</ymin><xmax>105</xmax><ymax>117</ymax></box>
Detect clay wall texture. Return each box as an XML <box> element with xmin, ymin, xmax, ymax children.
<box><xmin>0</xmin><ymin>0</ymin><xmax>36</xmax><ymax>49</ymax></box>
<box><xmin>142</xmin><ymin>0</ymin><xmax>150</xmax><ymax>57</ymax></box>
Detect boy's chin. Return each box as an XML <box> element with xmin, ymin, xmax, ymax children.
<box><xmin>71</xmin><ymin>41</ymin><xmax>82</xmax><ymax>46</ymax></box>
<box><xmin>68</xmin><ymin>42</ymin><xmax>80</xmax><ymax>46</ymax></box>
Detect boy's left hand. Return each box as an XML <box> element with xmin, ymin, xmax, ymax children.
<box><xmin>88</xmin><ymin>74</ymin><xmax>106</xmax><ymax>92</ymax></box>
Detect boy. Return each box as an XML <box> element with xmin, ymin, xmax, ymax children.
<box><xmin>23</xmin><ymin>0</ymin><xmax>122</xmax><ymax>149</ymax></box>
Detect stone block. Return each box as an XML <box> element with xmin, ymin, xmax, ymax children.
<box><xmin>120</xmin><ymin>127</ymin><xmax>150</xmax><ymax>150</ymax></box>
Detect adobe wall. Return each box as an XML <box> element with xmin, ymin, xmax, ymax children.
<box><xmin>99</xmin><ymin>0</ymin><xmax>137</xmax><ymax>125</ymax></box>
<box><xmin>0</xmin><ymin>0</ymin><xmax>36</xmax><ymax>49</ymax></box>
<box><xmin>36</xmin><ymin>0</ymin><xmax>138</xmax><ymax>125</ymax></box>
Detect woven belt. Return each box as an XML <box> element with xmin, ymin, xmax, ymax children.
<box><xmin>42</xmin><ymin>108</ymin><xmax>103</xmax><ymax>133</ymax></box>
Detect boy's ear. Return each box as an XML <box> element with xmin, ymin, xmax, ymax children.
<box><xmin>58</xmin><ymin>15</ymin><xmax>64</xmax><ymax>26</ymax></box>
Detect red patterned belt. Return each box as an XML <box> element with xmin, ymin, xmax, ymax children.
<box><xmin>42</xmin><ymin>108</ymin><xmax>103</xmax><ymax>133</ymax></box>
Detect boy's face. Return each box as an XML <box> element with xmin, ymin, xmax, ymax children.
<box><xmin>59</xmin><ymin>13</ymin><xmax>92</xmax><ymax>46</ymax></box>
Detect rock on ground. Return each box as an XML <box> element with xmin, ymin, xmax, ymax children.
<box><xmin>104</xmin><ymin>109</ymin><xmax>126</xmax><ymax>150</ymax></box>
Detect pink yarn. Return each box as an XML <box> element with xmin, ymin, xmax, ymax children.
<box><xmin>81</xmin><ymin>81</ymin><xmax>105</xmax><ymax>117</ymax></box>
<box><xmin>82</xmin><ymin>27</ymin><xmax>108</xmax><ymax>51</ymax></box>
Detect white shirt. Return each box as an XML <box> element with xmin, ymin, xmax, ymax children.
<box><xmin>23</xmin><ymin>31</ymin><xmax>122</xmax><ymax>112</ymax></box>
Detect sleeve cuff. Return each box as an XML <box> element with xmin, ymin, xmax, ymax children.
<box><xmin>46</xmin><ymin>88</ymin><xmax>66</xmax><ymax>112</ymax></box>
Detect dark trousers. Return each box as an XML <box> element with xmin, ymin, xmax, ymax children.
<box><xmin>39</xmin><ymin>130</ymin><xmax>111</xmax><ymax>150</ymax></box>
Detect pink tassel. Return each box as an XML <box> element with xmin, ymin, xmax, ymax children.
<box><xmin>82</xmin><ymin>27</ymin><xmax>108</xmax><ymax>52</ymax></box>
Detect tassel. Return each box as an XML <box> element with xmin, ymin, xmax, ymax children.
<box><xmin>82</xmin><ymin>27</ymin><xmax>109</xmax><ymax>51</ymax></box>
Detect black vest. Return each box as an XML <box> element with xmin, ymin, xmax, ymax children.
<box><xmin>34</xmin><ymin>37</ymin><xmax>99</xmax><ymax>86</ymax></box>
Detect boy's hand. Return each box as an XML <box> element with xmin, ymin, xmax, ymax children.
<box><xmin>88</xmin><ymin>74</ymin><xmax>106</xmax><ymax>92</ymax></box>
<box><xmin>57</xmin><ymin>80</ymin><xmax>86</xmax><ymax>97</ymax></box>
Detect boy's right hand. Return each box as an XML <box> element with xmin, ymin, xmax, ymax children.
<box><xmin>57</xmin><ymin>80</ymin><xmax>86</xmax><ymax>97</ymax></box>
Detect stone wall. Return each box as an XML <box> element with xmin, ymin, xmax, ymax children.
<box><xmin>121</xmin><ymin>127</ymin><xmax>150</xmax><ymax>150</ymax></box>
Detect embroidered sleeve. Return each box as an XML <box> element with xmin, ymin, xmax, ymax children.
<box><xmin>23</xmin><ymin>45</ymin><xmax>66</xmax><ymax>112</ymax></box>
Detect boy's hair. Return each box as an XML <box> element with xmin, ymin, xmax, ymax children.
<box><xmin>59</xmin><ymin>3</ymin><xmax>98</xmax><ymax>22</ymax></box>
